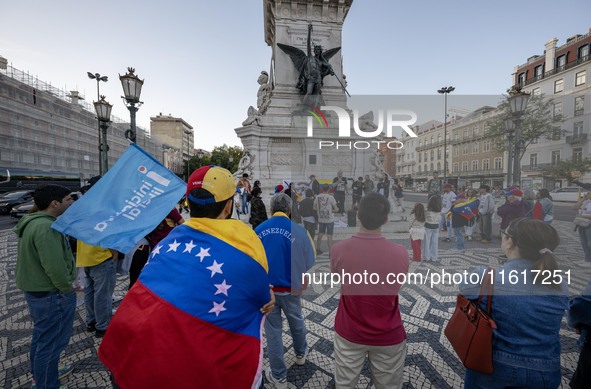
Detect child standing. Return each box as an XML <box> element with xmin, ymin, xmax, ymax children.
<box><xmin>424</xmin><ymin>196</ymin><xmax>442</xmax><ymax>262</ymax></box>
<box><xmin>409</xmin><ymin>203</ymin><xmax>426</xmax><ymax>261</ymax></box>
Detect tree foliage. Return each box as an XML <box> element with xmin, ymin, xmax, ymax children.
<box><xmin>542</xmin><ymin>158</ymin><xmax>591</xmax><ymax>185</ymax></box>
<box><xmin>484</xmin><ymin>93</ymin><xmax>563</xmax><ymax>161</ymax></box>
<box><xmin>186</xmin><ymin>144</ymin><xmax>243</xmax><ymax>175</ymax></box>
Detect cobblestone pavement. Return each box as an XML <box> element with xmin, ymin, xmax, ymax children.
<box><xmin>1</xmin><ymin>219</ymin><xmax>589</xmax><ymax>388</ymax></box>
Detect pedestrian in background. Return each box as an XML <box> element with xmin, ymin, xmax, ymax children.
<box><xmin>299</xmin><ymin>189</ymin><xmax>317</xmax><ymax>239</ymax></box>
<box><xmin>363</xmin><ymin>174</ymin><xmax>374</xmax><ymax>196</ymax></box>
<box><xmin>533</xmin><ymin>188</ymin><xmax>554</xmax><ymax>224</ymax></box>
<box><xmin>409</xmin><ymin>203</ymin><xmax>426</xmax><ymax>261</ymax></box>
<box><xmin>14</xmin><ymin>184</ymin><xmax>76</xmax><ymax>389</ymax></box>
<box><xmin>424</xmin><ymin>195</ymin><xmax>442</xmax><ymax>262</ymax></box>
<box><xmin>248</xmin><ymin>186</ymin><xmax>268</xmax><ymax>229</ymax></box>
<box><xmin>568</xmin><ymin>279</ymin><xmax>591</xmax><ymax>388</ymax></box>
<box><xmin>477</xmin><ymin>184</ymin><xmax>495</xmax><ymax>243</ymax></box>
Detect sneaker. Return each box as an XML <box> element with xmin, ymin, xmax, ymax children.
<box><xmin>467</xmin><ymin>236</ymin><xmax>473</xmax><ymax>241</ymax></box>
<box><xmin>264</xmin><ymin>367</ymin><xmax>287</xmax><ymax>389</ymax></box>
<box><xmin>442</xmin><ymin>238</ymin><xmax>451</xmax><ymax>242</ymax></box>
<box><xmin>112</xmin><ymin>294</ymin><xmax>124</xmax><ymax>304</ymax></box>
<box><xmin>295</xmin><ymin>350</ymin><xmax>307</xmax><ymax>365</ymax></box>
<box><xmin>95</xmin><ymin>329</ymin><xmax>107</xmax><ymax>338</ymax></box>
<box><xmin>86</xmin><ymin>322</ymin><xmax>96</xmax><ymax>332</ymax></box>
<box><xmin>58</xmin><ymin>364</ymin><xmax>74</xmax><ymax>379</ymax></box>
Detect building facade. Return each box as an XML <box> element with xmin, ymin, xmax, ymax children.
<box><xmin>514</xmin><ymin>28</ymin><xmax>591</xmax><ymax>188</ymax></box>
<box><xmin>150</xmin><ymin>114</ymin><xmax>194</xmax><ymax>179</ymax></box>
<box><xmin>0</xmin><ymin>63</ymin><xmax>163</xmax><ymax>183</ymax></box>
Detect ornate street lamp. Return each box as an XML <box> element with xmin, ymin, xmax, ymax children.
<box><xmin>504</xmin><ymin>117</ymin><xmax>515</xmax><ymax>187</ymax></box>
<box><xmin>437</xmin><ymin>86</ymin><xmax>455</xmax><ymax>184</ymax></box>
<box><xmin>93</xmin><ymin>95</ymin><xmax>113</xmax><ymax>174</ymax></box>
<box><xmin>87</xmin><ymin>72</ymin><xmax>108</xmax><ymax>174</ymax></box>
<box><xmin>507</xmin><ymin>89</ymin><xmax>530</xmax><ymax>187</ymax></box>
<box><xmin>119</xmin><ymin>67</ymin><xmax>144</xmax><ymax>143</ymax></box>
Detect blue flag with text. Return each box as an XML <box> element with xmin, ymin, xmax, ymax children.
<box><xmin>52</xmin><ymin>143</ymin><xmax>186</xmax><ymax>254</ymax></box>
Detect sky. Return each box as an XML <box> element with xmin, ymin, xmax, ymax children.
<box><xmin>2</xmin><ymin>0</ymin><xmax>590</xmax><ymax>151</ymax></box>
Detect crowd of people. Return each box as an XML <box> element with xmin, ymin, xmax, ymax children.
<box><xmin>11</xmin><ymin>166</ymin><xmax>591</xmax><ymax>389</ymax></box>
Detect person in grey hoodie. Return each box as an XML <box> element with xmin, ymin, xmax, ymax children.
<box><xmin>14</xmin><ymin>184</ymin><xmax>76</xmax><ymax>389</ymax></box>
<box><xmin>477</xmin><ymin>184</ymin><xmax>495</xmax><ymax>243</ymax></box>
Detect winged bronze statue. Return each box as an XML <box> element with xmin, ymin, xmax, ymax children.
<box><xmin>277</xmin><ymin>24</ymin><xmax>345</xmax><ymax>107</ymax></box>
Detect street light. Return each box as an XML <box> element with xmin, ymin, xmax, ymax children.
<box><xmin>119</xmin><ymin>67</ymin><xmax>144</xmax><ymax>143</ymax></box>
<box><xmin>228</xmin><ymin>156</ymin><xmax>234</xmax><ymax>172</ymax></box>
<box><xmin>504</xmin><ymin>117</ymin><xmax>515</xmax><ymax>187</ymax></box>
<box><xmin>437</xmin><ymin>86</ymin><xmax>455</xmax><ymax>184</ymax></box>
<box><xmin>87</xmin><ymin>72</ymin><xmax>108</xmax><ymax>174</ymax></box>
<box><xmin>184</xmin><ymin>130</ymin><xmax>192</xmax><ymax>181</ymax></box>
<box><xmin>507</xmin><ymin>90</ymin><xmax>531</xmax><ymax>187</ymax></box>
<box><xmin>93</xmin><ymin>95</ymin><xmax>113</xmax><ymax>174</ymax></box>
<box><xmin>198</xmin><ymin>151</ymin><xmax>204</xmax><ymax>168</ymax></box>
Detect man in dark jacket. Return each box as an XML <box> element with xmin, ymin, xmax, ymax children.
<box><xmin>497</xmin><ymin>189</ymin><xmax>526</xmax><ymax>233</ymax></box>
<box><xmin>249</xmin><ymin>187</ymin><xmax>268</xmax><ymax>229</ymax></box>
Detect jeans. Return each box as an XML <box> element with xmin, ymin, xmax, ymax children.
<box><xmin>454</xmin><ymin>227</ymin><xmax>465</xmax><ymax>250</ymax></box>
<box><xmin>335</xmin><ymin>191</ymin><xmax>345</xmax><ymax>214</ymax></box>
<box><xmin>265</xmin><ymin>294</ymin><xmax>307</xmax><ymax>379</ymax></box>
<box><xmin>479</xmin><ymin>213</ymin><xmax>492</xmax><ymax>241</ymax></box>
<box><xmin>25</xmin><ymin>290</ymin><xmax>76</xmax><ymax>389</ymax></box>
<box><xmin>84</xmin><ymin>258</ymin><xmax>116</xmax><ymax>331</ymax></box>
<box><xmin>578</xmin><ymin>225</ymin><xmax>591</xmax><ymax>262</ymax></box>
<box><xmin>464</xmin><ymin>360</ymin><xmax>561</xmax><ymax>389</ymax></box>
<box><xmin>241</xmin><ymin>192</ymin><xmax>249</xmax><ymax>214</ymax></box>
<box><xmin>424</xmin><ymin>228</ymin><xmax>439</xmax><ymax>262</ymax></box>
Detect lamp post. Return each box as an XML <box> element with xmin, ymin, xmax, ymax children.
<box><xmin>87</xmin><ymin>72</ymin><xmax>108</xmax><ymax>174</ymax></box>
<box><xmin>228</xmin><ymin>156</ymin><xmax>234</xmax><ymax>172</ymax></box>
<box><xmin>93</xmin><ymin>95</ymin><xmax>113</xmax><ymax>174</ymax></box>
<box><xmin>119</xmin><ymin>67</ymin><xmax>144</xmax><ymax>143</ymax></box>
<box><xmin>437</xmin><ymin>86</ymin><xmax>455</xmax><ymax>184</ymax></box>
<box><xmin>507</xmin><ymin>90</ymin><xmax>530</xmax><ymax>187</ymax></box>
<box><xmin>184</xmin><ymin>130</ymin><xmax>192</xmax><ymax>181</ymax></box>
<box><xmin>198</xmin><ymin>151</ymin><xmax>204</xmax><ymax>168</ymax></box>
<box><xmin>504</xmin><ymin>118</ymin><xmax>515</xmax><ymax>187</ymax></box>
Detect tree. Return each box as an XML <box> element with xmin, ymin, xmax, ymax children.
<box><xmin>484</xmin><ymin>91</ymin><xmax>563</xmax><ymax>163</ymax></box>
<box><xmin>186</xmin><ymin>144</ymin><xmax>243</xmax><ymax>175</ymax></box>
<box><xmin>542</xmin><ymin>158</ymin><xmax>591</xmax><ymax>185</ymax></box>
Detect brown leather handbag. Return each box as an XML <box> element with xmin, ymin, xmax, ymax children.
<box><xmin>444</xmin><ymin>268</ymin><xmax>497</xmax><ymax>374</ymax></box>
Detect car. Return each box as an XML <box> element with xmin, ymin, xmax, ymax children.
<box><xmin>549</xmin><ymin>187</ymin><xmax>588</xmax><ymax>202</ymax></box>
<box><xmin>0</xmin><ymin>190</ymin><xmax>34</xmax><ymax>215</ymax></box>
<box><xmin>10</xmin><ymin>200</ymin><xmax>35</xmax><ymax>219</ymax></box>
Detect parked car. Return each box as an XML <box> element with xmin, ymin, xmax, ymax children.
<box><xmin>549</xmin><ymin>186</ymin><xmax>588</xmax><ymax>202</ymax></box>
<box><xmin>10</xmin><ymin>200</ymin><xmax>35</xmax><ymax>219</ymax></box>
<box><xmin>0</xmin><ymin>190</ymin><xmax>34</xmax><ymax>215</ymax></box>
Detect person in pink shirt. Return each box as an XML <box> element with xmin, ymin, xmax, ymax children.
<box><xmin>330</xmin><ymin>192</ymin><xmax>409</xmax><ymax>389</ymax></box>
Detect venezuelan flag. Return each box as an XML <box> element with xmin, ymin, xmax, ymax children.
<box><xmin>451</xmin><ymin>197</ymin><xmax>480</xmax><ymax>220</ymax></box>
<box><xmin>98</xmin><ymin>218</ymin><xmax>270</xmax><ymax>389</ymax></box>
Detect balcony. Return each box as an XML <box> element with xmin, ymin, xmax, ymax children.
<box><xmin>566</xmin><ymin>134</ymin><xmax>588</xmax><ymax>144</ymax></box>
<box><xmin>521</xmin><ymin>163</ymin><xmax>553</xmax><ymax>172</ymax></box>
<box><xmin>451</xmin><ymin>169</ymin><xmax>504</xmax><ymax>177</ymax></box>
<box><xmin>522</xmin><ymin>54</ymin><xmax>591</xmax><ymax>87</ymax></box>
<box><xmin>416</xmin><ymin>139</ymin><xmax>446</xmax><ymax>152</ymax></box>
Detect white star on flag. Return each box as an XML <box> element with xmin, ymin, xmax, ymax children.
<box><xmin>167</xmin><ymin>240</ymin><xmax>181</xmax><ymax>252</ymax></box>
<box><xmin>151</xmin><ymin>244</ymin><xmax>163</xmax><ymax>258</ymax></box>
<box><xmin>206</xmin><ymin>260</ymin><xmax>224</xmax><ymax>278</ymax></box>
<box><xmin>208</xmin><ymin>301</ymin><xmax>227</xmax><ymax>317</ymax></box>
<box><xmin>196</xmin><ymin>247</ymin><xmax>211</xmax><ymax>262</ymax></box>
<box><xmin>183</xmin><ymin>240</ymin><xmax>197</xmax><ymax>254</ymax></box>
<box><xmin>214</xmin><ymin>280</ymin><xmax>232</xmax><ymax>296</ymax></box>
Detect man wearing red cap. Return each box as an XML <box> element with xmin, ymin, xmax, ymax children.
<box><xmin>99</xmin><ymin>166</ymin><xmax>275</xmax><ymax>389</ymax></box>
<box><xmin>497</xmin><ymin>189</ymin><xmax>526</xmax><ymax>234</ymax></box>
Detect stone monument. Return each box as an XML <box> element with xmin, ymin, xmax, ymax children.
<box><xmin>235</xmin><ymin>0</ymin><xmax>383</xmax><ymax>188</ymax></box>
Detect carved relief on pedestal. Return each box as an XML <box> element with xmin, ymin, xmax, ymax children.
<box><xmin>321</xmin><ymin>154</ymin><xmax>352</xmax><ymax>166</ymax></box>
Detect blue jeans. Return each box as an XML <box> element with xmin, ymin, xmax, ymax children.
<box><xmin>265</xmin><ymin>294</ymin><xmax>307</xmax><ymax>379</ymax></box>
<box><xmin>454</xmin><ymin>227</ymin><xmax>465</xmax><ymax>250</ymax></box>
<box><xmin>241</xmin><ymin>192</ymin><xmax>249</xmax><ymax>214</ymax></box>
<box><xmin>578</xmin><ymin>225</ymin><xmax>591</xmax><ymax>262</ymax></box>
<box><xmin>465</xmin><ymin>360</ymin><xmax>561</xmax><ymax>389</ymax></box>
<box><xmin>424</xmin><ymin>228</ymin><xmax>439</xmax><ymax>262</ymax></box>
<box><xmin>84</xmin><ymin>258</ymin><xmax>116</xmax><ymax>331</ymax></box>
<box><xmin>25</xmin><ymin>290</ymin><xmax>76</xmax><ymax>389</ymax></box>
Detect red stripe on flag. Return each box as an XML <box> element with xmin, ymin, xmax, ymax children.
<box><xmin>99</xmin><ymin>281</ymin><xmax>262</xmax><ymax>389</ymax></box>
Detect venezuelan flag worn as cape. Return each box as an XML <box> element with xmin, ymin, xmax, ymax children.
<box><xmin>98</xmin><ymin>218</ymin><xmax>270</xmax><ymax>389</ymax></box>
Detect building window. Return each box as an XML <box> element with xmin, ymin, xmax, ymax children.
<box><xmin>553</xmin><ymin>102</ymin><xmax>562</xmax><ymax>119</ymax></box>
<box><xmin>494</xmin><ymin>157</ymin><xmax>502</xmax><ymax>170</ymax></box>
<box><xmin>552</xmin><ymin>127</ymin><xmax>562</xmax><ymax>140</ymax></box>
<box><xmin>462</xmin><ymin>161</ymin><xmax>468</xmax><ymax>172</ymax></box>
<box><xmin>579</xmin><ymin>44</ymin><xmax>590</xmax><ymax>60</ymax></box>
<box><xmin>518</xmin><ymin>72</ymin><xmax>526</xmax><ymax>85</ymax></box>
<box><xmin>575</xmin><ymin>96</ymin><xmax>585</xmax><ymax>116</ymax></box>
<box><xmin>556</xmin><ymin>55</ymin><xmax>566</xmax><ymax>70</ymax></box>
<box><xmin>430</xmin><ymin>150</ymin><xmax>435</xmax><ymax>160</ymax></box>
<box><xmin>482</xmin><ymin>159</ymin><xmax>489</xmax><ymax>170</ymax></box>
<box><xmin>454</xmin><ymin>146</ymin><xmax>459</xmax><ymax>157</ymax></box>
<box><xmin>531</xmin><ymin>87</ymin><xmax>541</xmax><ymax>96</ymax></box>
<box><xmin>418</xmin><ymin>153</ymin><xmax>422</xmax><ymax>163</ymax></box>
<box><xmin>576</xmin><ymin>70</ymin><xmax>587</xmax><ymax>86</ymax></box>
<box><xmin>551</xmin><ymin>151</ymin><xmax>560</xmax><ymax>166</ymax></box>
<box><xmin>483</xmin><ymin>140</ymin><xmax>490</xmax><ymax>152</ymax></box>
<box><xmin>534</xmin><ymin>65</ymin><xmax>543</xmax><ymax>79</ymax></box>
<box><xmin>554</xmin><ymin>79</ymin><xmax>564</xmax><ymax>93</ymax></box>
<box><xmin>309</xmin><ymin>155</ymin><xmax>316</xmax><ymax>165</ymax></box>
<box><xmin>474</xmin><ymin>125</ymin><xmax>479</xmax><ymax>136</ymax></box>
<box><xmin>454</xmin><ymin>131</ymin><xmax>459</xmax><ymax>141</ymax></box>
<box><xmin>437</xmin><ymin>134</ymin><xmax>442</xmax><ymax>143</ymax></box>
<box><xmin>573</xmin><ymin>148</ymin><xmax>583</xmax><ymax>162</ymax></box>
<box><xmin>472</xmin><ymin>142</ymin><xmax>479</xmax><ymax>154</ymax></box>
<box><xmin>463</xmin><ymin>145</ymin><xmax>468</xmax><ymax>155</ymax></box>
<box><xmin>530</xmin><ymin>153</ymin><xmax>537</xmax><ymax>167</ymax></box>
<box><xmin>437</xmin><ymin>148</ymin><xmax>442</xmax><ymax>159</ymax></box>
<box><xmin>484</xmin><ymin>124</ymin><xmax>490</xmax><ymax>134</ymax></box>
<box><xmin>424</xmin><ymin>164</ymin><xmax>427</xmax><ymax>173</ymax></box>
<box><xmin>419</xmin><ymin>141</ymin><xmax>423</xmax><ymax>148</ymax></box>
<box><xmin>424</xmin><ymin>151</ymin><xmax>428</xmax><ymax>161</ymax></box>
<box><xmin>574</xmin><ymin>121</ymin><xmax>584</xmax><ymax>137</ymax></box>
<box><xmin>463</xmin><ymin>128</ymin><xmax>469</xmax><ymax>138</ymax></box>
<box><xmin>472</xmin><ymin>160</ymin><xmax>478</xmax><ymax>171</ymax></box>
<box><xmin>453</xmin><ymin>163</ymin><xmax>459</xmax><ymax>173</ymax></box>
<box><xmin>430</xmin><ymin>162</ymin><xmax>434</xmax><ymax>171</ymax></box>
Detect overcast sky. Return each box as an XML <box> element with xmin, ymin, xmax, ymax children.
<box><xmin>2</xmin><ymin>0</ymin><xmax>590</xmax><ymax>150</ymax></box>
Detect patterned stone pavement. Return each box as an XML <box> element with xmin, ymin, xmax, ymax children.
<box><xmin>1</xmin><ymin>218</ymin><xmax>589</xmax><ymax>389</ymax></box>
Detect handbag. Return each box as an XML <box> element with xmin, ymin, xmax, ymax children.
<box><xmin>444</xmin><ymin>268</ymin><xmax>497</xmax><ymax>374</ymax></box>
<box><xmin>574</xmin><ymin>215</ymin><xmax>591</xmax><ymax>228</ymax></box>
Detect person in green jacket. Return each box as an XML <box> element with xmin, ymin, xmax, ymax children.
<box><xmin>14</xmin><ymin>184</ymin><xmax>76</xmax><ymax>389</ymax></box>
